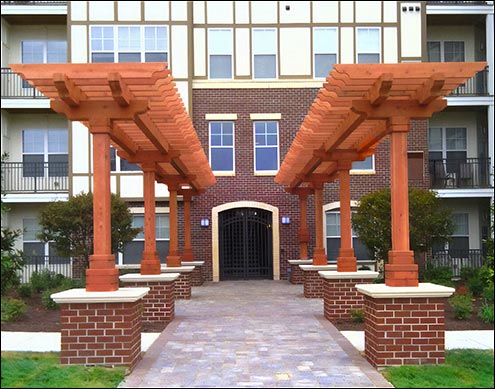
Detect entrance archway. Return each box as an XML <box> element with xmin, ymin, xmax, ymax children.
<box><xmin>212</xmin><ymin>201</ymin><xmax>280</xmax><ymax>282</ymax></box>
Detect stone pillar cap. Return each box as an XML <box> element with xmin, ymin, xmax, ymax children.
<box><xmin>299</xmin><ymin>264</ymin><xmax>337</xmax><ymax>271</ymax></box>
<box><xmin>161</xmin><ymin>265</ymin><xmax>195</xmax><ymax>273</ymax></box>
<box><xmin>181</xmin><ymin>261</ymin><xmax>205</xmax><ymax>266</ymax></box>
<box><xmin>120</xmin><ymin>273</ymin><xmax>180</xmax><ymax>283</ymax></box>
<box><xmin>288</xmin><ymin>259</ymin><xmax>313</xmax><ymax>265</ymax></box>
<box><xmin>356</xmin><ymin>282</ymin><xmax>455</xmax><ymax>298</ymax></box>
<box><xmin>318</xmin><ymin>270</ymin><xmax>379</xmax><ymax>279</ymax></box>
<box><xmin>51</xmin><ymin>287</ymin><xmax>150</xmax><ymax>303</ymax></box>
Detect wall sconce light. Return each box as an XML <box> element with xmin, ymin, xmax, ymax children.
<box><xmin>200</xmin><ymin>218</ymin><xmax>209</xmax><ymax>227</ymax></box>
<box><xmin>281</xmin><ymin>216</ymin><xmax>291</xmax><ymax>225</ymax></box>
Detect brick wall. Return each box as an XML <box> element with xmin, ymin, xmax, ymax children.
<box><xmin>289</xmin><ymin>263</ymin><xmax>305</xmax><ymax>284</ymax></box>
<box><xmin>59</xmin><ymin>301</ymin><xmax>142</xmax><ymax>369</ymax></box>
<box><xmin>175</xmin><ymin>272</ymin><xmax>192</xmax><ymax>299</ymax></box>
<box><xmin>123</xmin><ymin>280</ymin><xmax>175</xmax><ymax>323</ymax></box>
<box><xmin>322</xmin><ymin>277</ymin><xmax>371</xmax><ymax>320</ymax></box>
<box><xmin>190</xmin><ymin>266</ymin><xmax>204</xmax><ymax>286</ymax></box>
<box><xmin>303</xmin><ymin>270</ymin><xmax>324</xmax><ymax>298</ymax></box>
<box><xmin>187</xmin><ymin>89</ymin><xmax>429</xmax><ymax>281</ymax></box>
<box><xmin>363</xmin><ymin>296</ymin><xmax>447</xmax><ymax>367</ymax></box>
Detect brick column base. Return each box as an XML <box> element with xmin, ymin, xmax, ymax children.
<box><xmin>363</xmin><ymin>295</ymin><xmax>449</xmax><ymax>367</ymax></box>
<box><xmin>123</xmin><ymin>280</ymin><xmax>175</xmax><ymax>323</ymax></box>
<box><xmin>304</xmin><ymin>270</ymin><xmax>324</xmax><ymax>298</ymax></box>
<box><xmin>175</xmin><ymin>272</ymin><xmax>192</xmax><ymax>299</ymax></box>
<box><xmin>322</xmin><ymin>274</ymin><xmax>378</xmax><ymax>321</ymax></box>
<box><xmin>59</xmin><ymin>300</ymin><xmax>142</xmax><ymax>369</ymax></box>
<box><xmin>290</xmin><ymin>264</ymin><xmax>305</xmax><ymax>284</ymax></box>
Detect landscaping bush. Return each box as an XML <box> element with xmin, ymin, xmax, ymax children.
<box><xmin>41</xmin><ymin>288</ymin><xmax>60</xmax><ymax>310</ymax></box>
<box><xmin>483</xmin><ymin>283</ymin><xmax>494</xmax><ymax>304</ymax></box>
<box><xmin>421</xmin><ymin>265</ymin><xmax>455</xmax><ymax>287</ymax></box>
<box><xmin>449</xmin><ymin>293</ymin><xmax>473</xmax><ymax>320</ymax></box>
<box><xmin>478</xmin><ymin>303</ymin><xmax>494</xmax><ymax>324</ymax></box>
<box><xmin>30</xmin><ymin>269</ymin><xmax>67</xmax><ymax>293</ymax></box>
<box><xmin>17</xmin><ymin>284</ymin><xmax>33</xmax><ymax>298</ymax></box>
<box><xmin>350</xmin><ymin>308</ymin><xmax>365</xmax><ymax>323</ymax></box>
<box><xmin>1</xmin><ymin>297</ymin><xmax>27</xmax><ymax>321</ymax></box>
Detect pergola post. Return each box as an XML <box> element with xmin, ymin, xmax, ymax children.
<box><xmin>86</xmin><ymin>120</ymin><xmax>119</xmax><ymax>292</ymax></box>
<box><xmin>181</xmin><ymin>190</ymin><xmax>194</xmax><ymax>262</ymax></box>
<box><xmin>336</xmin><ymin>160</ymin><xmax>357</xmax><ymax>272</ymax></box>
<box><xmin>298</xmin><ymin>191</ymin><xmax>310</xmax><ymax>260</ymax></box>
<box><xmin>385</xmin><ymin>117</ymin><xmax>418</xmax><ymax>287</ymax></box>
<box><xmin>312</xmin><ymin>184</ymin><xmax>327</xmax><ymax>266</ymax></box>
<box><xmin>167</xmin><ymin>184</ymin><xmax>182</xmax><ymax>267</ymax></box>
<box><xmin>140</xmin><ymin>163</ymin><xmax>161</xmax><ymax>275</ymax></box>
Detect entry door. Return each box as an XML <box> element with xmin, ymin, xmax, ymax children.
<box><xmin>219</xmin><ymin>208</ymin><xmax>273</xmax><ymax>280</ymax></box>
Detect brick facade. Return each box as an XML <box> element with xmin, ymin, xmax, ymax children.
<box><xmin>59</xmin><ymin>301</ymin><xmax>142</xmax><ymax>369</ymax></box>
<box><xmin>185</xmin><ymin>88</ymin><xmax>429</xmax><ymax>281</ymax></box>
<box><xmin>363</xmin><ymin>295</ymin><xmax>447</xmax><ymax>367</ymax></box>
<box><xmin>190</xmin><ymin>265</ymin><xmax>204</xmax><ymax>286</ymax></box>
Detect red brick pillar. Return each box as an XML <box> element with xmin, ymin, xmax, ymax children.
<box><xmin>161</xmin><ymin>266</ymin><xmax>194</xmax><ymax>299</ymax></box>
<box><xmin>356</xmin><ymin>283</ymin><xmax>455</xmax><ymax>367</ymax></box>
<box><xmin>51</xmin><ymin>288</ymin><xmax>149</xmax><ymax>370</ymax></box>
<box><xmin>320</xmin><ymin>271</ymin><xmax>378</xmax><ymax>321</ymax></box>
<box><xmin>300</xmin><ymin>264</ymin><xmax>337</xmax><ymax>298</ymax></box>
<box><xmin>120</xmin><ymin>273</ymin><xmax>179</xmax><ymax>323</ymax></box>
<box><xmin>288</xmin><ymin>260</ymin><xmax>312</xmax><ymax>284</ymax></box>
<box><xmin>187</xmin><ymin>261</ymin><xmax>205</xmax><ymax>286</ymax></box>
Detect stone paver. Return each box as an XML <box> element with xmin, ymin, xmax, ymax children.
<box><xmin>119</xmin><ymin>280</ymin><xmax>393</xmax><ymax>388</ymax></box>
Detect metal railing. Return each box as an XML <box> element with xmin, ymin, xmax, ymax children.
<box><xmin>20</xmin><ymin>255</ymin><xmax>72</xmax><ymax>284</ymax></box>
<box><xmin>1</xmin><ymin>161</ymin><xmax>69</xmax><ymax>193</ymax></box>
<box><xmin>1</xmin><ymin>68</ymin><xmax>47</xmax><ymax>99</ymax></box>
<box><xmin>429</xmin><ymin>158</ymin><xmax>492</xmax><ymax>189</ymax></box>
<box><xmin>429</xmin><ymin>249</ymin><xmax>485</xmax><ymax>278</ymax></box>
<box><xmin>450</xmin><ymin>67</ymin><xmax>489</xmax><ymax>96</ymax></box>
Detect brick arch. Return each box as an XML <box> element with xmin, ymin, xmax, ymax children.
<box><xmin>211</xmin><ymin>201</ymin><xmax>280</xmax><ymax>282</ymax></box>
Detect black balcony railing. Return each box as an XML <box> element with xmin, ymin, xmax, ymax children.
<box><xmin>450</xmin><ymin>67</ymin><xmax>489</xmax><ymax>96</ymax></box>
<box><xmin>1</xmin><ymin>161</ymin><xmax>69</xmax><ymax>193</ymax></box>
<box><xmin>20</xmin><ymin>255</ymin><xmax>72</xmax><ymax>284</ymax></box>
<box><xmin>429</xmin><ymin>158</ymin><xmax>492</xmax><ymax>189</ymax></box>
<box><xmin>429</xmin><ymin>249</ymin><xmax>485</xmax><ymax>278</ymax></box>
<box><xmin>1</xmin><ymin>68</ymin><xmax>47</xmax><ymax>99</ymax></box>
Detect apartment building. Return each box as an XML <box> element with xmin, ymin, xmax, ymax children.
<box><xmin>1</xmin><ymin>1</ymin><xmax>493</xmax><ymax>282</ymax></box>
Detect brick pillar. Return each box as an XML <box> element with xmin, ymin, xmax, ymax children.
<box><xmin>300</xmin><ymin>264</ymin><xmax>336</xmax><ymax>298</ymax></box>
<box><xmin>288</xmin><ymin>260</ymin><xmax>312</xmax><ymax>284</ymax></box>
<box><xmin>356</xmin><ymin>283</ymin><xmax>455</xmax><ymax>367</ymax></box>
<box><xmin>120</xmin><ymin>274</ymin><xmax>179</xmax><ymax>323</ymax></box>
<box><xmin>187</xmin><ymin>261</ymin><xmax>205</xmax><ymax>286</ymax></box>
<box><xmin>320</xmin><ymin>271</ymin><xmax>379</xmax><ymax>321</ymax></box>
<box><xmin>51</xmin><ymin>288</ymin><xmax>149</xmax><ymax>371</ymax></box>
<box><xmin>161</xmin><ymin>266</ymin><xmax>194</xmax><ymax>299</ymax></box>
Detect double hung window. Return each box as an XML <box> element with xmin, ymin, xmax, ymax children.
<box><xmin>254</xmin><ymin>121</ymin><xmax>279</xmax><ymax>173</ymax></box>
<box><xmin>208</xmin><ymin>29</ymin><xmax>233</xmax><ymax>79</ymax></box>
<box><xmin>325</xmin><ymin>211</ymin><xmax>370</xmax><ymax>260</ymax></box>
<box><xmin>314</xmin><ymin>28</ymin><xmax>337</xmax><ymax>78</ymax></box>
<box><xmin>22</xmin><ymin>129</ymin><xmax>68</xmax><ymax>177</ymax></box>
<box><xmin>209</xmin><ymin>122</ymin><xmax>235</xmax><ymax>173</ymax></box>
<box><xmin>427</xmin><ymin>41</ymin><xmax>465</xmax><ymax>62</ymax></box>
<box><xmin>356</xmin><ymin>28</ymin><xmax>380</xmax><ymax>64</ymax></box>
<box><xmin>253</xmin><ymin>29</ymin><xmax>277</xmax><ymax>79</ymax></box>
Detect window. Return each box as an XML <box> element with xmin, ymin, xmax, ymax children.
<box><xmin>351</xmin><ymin>156</ymin><xmax>374</xmax><ymax>171</ymax></box>
<box><xmin>428</xmin><ymin>127</ymin><xmax>467</xmax><ymax>175</ymax></box>
<box><xmin>427</xmin><ymin>41</ymin><xmax>465</xmax><ymax>62</ymax></box>
<box><xmin>22</xmin><ymin>40</ymin><xmax>67</xmax><ymax>64</ymax></box>
<box><xmin>208</xmin><ymin>29</ymin><xmax>233</xmax><ymax>79</ymax></box>
<box><xmin>22</xmin><ymin>129</ymin><xmax>68</xmax><ymax>177</ymax></box>
<box><xmin>121</xmin><ymin>214</ymin><xmax>170</xmax><ymax>265</ymax></box>
<box><xmin>254</xmin><ymin>121</ymin><xmax>279</xmax><ymax>173</ymax></box>
<box><xmin>325</xmin><ymin>211</ymin><xmax>371</xmax><ymax>260</ymax></box>
<box><xmin>253</xmin><ymin>29</ymin><xmax>277</xmax><ymax>79</ymax></box>
<box><xmin>356</xmin><ymin>28</ymin><xmax>380</xmax><ymax>64</ymax></box>
<box><xmin>23</xmin><ymin>219</ymin><xmax>69</xmax><ymax>265</ymax></box>
<box><xmin>209</xmin><ymin>122</ymin><xmax>235</xmax><ymax>173</ymax></box>
<box><xmin>110</xmin><ymin>147</ymin><xmax>141</xmax><ymax>172</ymax></box>
<box><xmin>314</xmin><ymin>27</ymin><xmax>337</xmax><ymax>78</ymax></box>
<box><xmin>90</xmin><ymin>25</ymin><xmax>168</xmax><ymax>63</ymax></box>
<box><xmin>450</xmin><ymin>213</ymin><xmax>469</xmax><ymax>251</ymax></box>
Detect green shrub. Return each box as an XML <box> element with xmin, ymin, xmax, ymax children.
<box><xmin>466</xmin><ymin>276</ymin><xmax>486</xmax><ymax>297</ymax></box>
<box><xmin>483</xmin><ymin>284</ymin><xmax>494</xmax><ymax>304</ymax></box>
<box><xmin>41</xmin><ymin>288</ymin><xmax>61</xmax><ymax>310</ymax></box>
<box><xmin>421</xmin><ymin>265</ymin><xmax>455</xmax><ymax>287</ymax></box>
<box><xmin>350</xmin><ymin>308</ymin><xmax>365</xmax><ymax>323</ymax></box>
<box><xmin>30</xmin><ymin>269</ymin><xmax>67</xmax><ymax>293</ymax></box>
<box><xmin>1</xmin><ymin>297</ymin><xmax>27</xmax><ymax>321</ymax></box>
<box><xmin>17</xmin><ymin>284</ymin><xmax>33</xmax><ymax>298</ymax></box>
<box><xmin>478</xmin><ymin>303</ymin><xmax>494</xmax><ymax>324</ymax></box>
<box><xmin>449</xmin><ymin>293</ymin><xmax>473</xmax><ymax>320</ymax></box>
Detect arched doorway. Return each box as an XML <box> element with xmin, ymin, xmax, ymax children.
<box><xmin>219</xmin><ymin>207</ymin><xmax>273</xmax><ymax>280</ymax></box>
<box><xmin>212</xmin><ymin>201</ymin><xmax>280</xmax><ymax>282</ymax></box>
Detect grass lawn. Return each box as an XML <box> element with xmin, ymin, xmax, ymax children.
<box><xmin>1</xmin><ymin>349</ymin><xmax>493</xmax><ymax>388</ymax></box>
<box><xmin>1</xmin><ymin>352</ymin><xmax>127</xmax><ymax>388</ymax></box>
<box><xmin>382</xmin><ymin>349</ymin><xmax>494</xmax><ymax>388</ymax></box>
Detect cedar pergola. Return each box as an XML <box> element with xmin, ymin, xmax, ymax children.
<box><xmin>275</xmin><ymin>62</ymin><xmax>487</xmax><ymax>287</ymax></box>
<box><xmin>11</xmin><ymin>63</ymin><xmax>216</xmax><ymax>292</ymax></box>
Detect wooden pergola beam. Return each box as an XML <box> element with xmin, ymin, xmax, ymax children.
<box><xmin>414</xmin><ymin>73</ymin><xmax>445</xmax><ymax>105</ymax></box>
<box><xmin>108</xmin><ymin>72</ymin><xmax>132</xmax><ymax>107</ymax></box>
<box><xmin>366</xmin><ymin>73</ymin><xmax>393</xmax><ymax>106</ymax></box>
<box><xmin>53</xmin><ymin>73</ymin><xmax>85</xmax><ymax>107</ymax></box>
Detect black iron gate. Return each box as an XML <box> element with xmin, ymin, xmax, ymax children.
<box><xmin>219</xmin><ymin>207</ymin><xmax>273</xmax><ymax>280</ymax></box>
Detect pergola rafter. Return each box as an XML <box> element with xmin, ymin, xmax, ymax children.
<box><xmin>275</xmin><ymin>62</ymin><xmax>487</xmax><ymax>284</ymax></box>
<box><xmin>11</xmin><ymin>62</ymin><xmax>216</xmax><ymax>291</ymax></box>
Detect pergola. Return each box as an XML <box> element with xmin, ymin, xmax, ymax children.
<box><xmin>11</xmin><ymin>63</ymin><xmax>216</xmax><ymax>292</ymax></box>
<box><xmin>275</xmin><ymin>62</ymin><xmax>487</xmax><ymax>286</ymax></box>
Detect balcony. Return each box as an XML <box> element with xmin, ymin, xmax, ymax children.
<box><xmin>1</xmin><ymin>161</ymin><xmax>68</xmax><ymax>193</ymax></box>
<box><xmin>429</xmin><ymin>249</ymin><xmax>485</xmax><ymax>278</ymax></box>
<box><xmin>429</xmin><ymin>158</ymin><xmax>492</xmax><ymax>189</ymax></box>
<box><xmin>1</xmin><ymin>68</ymin><xmax>47</xmax><ymax>99</ymax></box>
<box><xmin>449</xmin><ymin>67</ymin><xmax>489</xmax><ymax>97</ymax></box>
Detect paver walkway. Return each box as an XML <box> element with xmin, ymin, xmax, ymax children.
<box><xmin>119</xmin><ymin>280</ymin><xmax>393</xmax><ymax>388</ymax></box>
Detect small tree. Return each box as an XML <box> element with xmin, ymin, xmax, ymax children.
<box><xmin>1</xmin><ymin>153</ymin><xmax>25</xmax><ymax>295</ymax></box>
<box><xmin>352</xmin><ymin>188</ymin><xmax>455</xmax><ymax>273</ymax></box>
<box><xmin>37</xmin><ymin>192</ymin><xmax>141</xmax><ymax>270</ymax></box>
